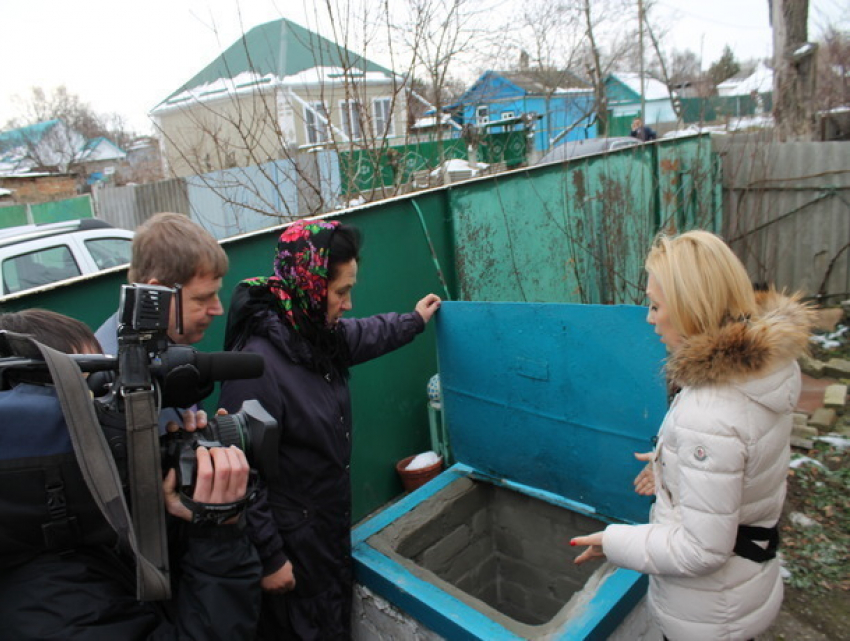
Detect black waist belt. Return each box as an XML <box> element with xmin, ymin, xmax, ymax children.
<box><xmin>734</xmin><ymin>524</ymin><xmax>779</xmax><ymax>563</ymax></box>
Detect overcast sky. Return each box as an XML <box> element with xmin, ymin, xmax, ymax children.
<box><xmin>1</xmin><ymin>0</ymin><xmax>847</xmax><ymax>136</ymax></box>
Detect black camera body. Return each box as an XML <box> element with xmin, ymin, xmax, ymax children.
<box><xmin>101</xmin><ymin>284</ymin><xmax>277</xmax><ymax>489</ymax></box>
<box><xmin>161</xmin><ymin>400</ymin><xmax>278</xmax><ymax>495</ymax></box>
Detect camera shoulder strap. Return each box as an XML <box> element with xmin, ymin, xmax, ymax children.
<box><xmin>3</xmin><ymin>332</ymin><xmax>171</xmax><ymax>601</ymax></box>
<box><xmin>124</xmin><ymin>388</ymin><xmax>171</xmax><ymax>600</ymax></box>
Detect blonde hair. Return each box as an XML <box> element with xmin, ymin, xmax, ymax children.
<box><xmin>645</xmin><ymin>230</ymin><xmax>757</xmax><ymax>338</ymax></box>
<box><xmin>128</xmin><ymin>213</ymin><xmax>228</xmax><ymax>285</ymax></box>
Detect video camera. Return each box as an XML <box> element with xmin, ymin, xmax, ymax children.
<box><xmin>97</xmin><ymin>284</ymin><xmax>277</xmax><ymax>492</ymax></box>
<box><xmin>0</xmin><ymin>283</ymin><xmax>278</xmax><ymax>492</ymax></box>
<box><xmin>0</xmin><ymin>283</ymin><xmax>277</xmax><ymax>601</ymax></box>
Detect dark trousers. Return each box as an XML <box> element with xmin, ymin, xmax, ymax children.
<box><xmin>664</xmin><ymin>638</ymin><xmax>753</xmax><ymax>641</ymax></box>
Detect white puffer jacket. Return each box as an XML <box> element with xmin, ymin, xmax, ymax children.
<box><xmin>603</xmin><ymin>291</ymin><xmax>813</xmax><ymax>641</ymax></box>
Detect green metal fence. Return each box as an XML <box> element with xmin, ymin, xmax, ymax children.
<box><xmin>338</xmin><ymin>132</ymin><xmax>528</xmax><ymax>196</ymax></box>
<box><xmin>680</xmin><ymin>93</ymin><xmax>773</xmax><ymax>124</ymax></box>
<box><xmin>1</xmin><ymin>135</ymin><xmax>718</xmax><ymax>522</ymax></box>
<box><xmin>0</xmin><ymin>196</ymin><xmax>94</xmax><ymax>229</ymax></box>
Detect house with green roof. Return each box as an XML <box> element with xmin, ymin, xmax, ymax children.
<box><xmin>151</xmin><ymin>18</ymin><xmax>410</xmax><ymax>178</ymax></box>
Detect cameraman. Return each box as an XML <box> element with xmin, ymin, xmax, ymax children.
<box><xmin>0</xmin><ymin>309</ymin><xmax>261</xmax><ymax>639</ymax></box>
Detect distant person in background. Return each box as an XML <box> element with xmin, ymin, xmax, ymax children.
<box><xmin>572</xmin><ymin>230</ymin><xmax>814</xmax><ymax>641</ymax></box>
<box><xmin>630</xmin><ymin>117</ymin><xmax>657</xmax><ymax>142</ymax></box>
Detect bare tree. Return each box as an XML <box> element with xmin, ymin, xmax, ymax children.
<box><xmin>150</xmin><ymin>0</ymin><xmax>504</xmax><ymax>225</ymax></box>
<box><xmin>771</xmin><ymin>0</ymin><xmax>818</xmax><ymax>141</ymax></box>
<box><xmin>7</xmin><ymin>86</ymin><xmax>137</xmax><ymax>151</ymax></box>
<box><xmin>815</xmin><ymin>27</ymin><xmax>850</xmax><ymax>116</ymax></box>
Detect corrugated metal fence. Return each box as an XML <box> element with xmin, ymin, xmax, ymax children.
<box><xmin>94</xmin><ymin>152</ymin><xmax>338</xmax><ymax>239</ymax></box>
<box><xmin>720</xmin><ymin>135</ymin><xmax>850</xmax><ymax>302</ymax></box>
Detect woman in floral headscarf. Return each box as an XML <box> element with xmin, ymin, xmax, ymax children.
<box><xmin>220</xmin><ymin>219</ymin><xmax>441</xmax><ymax>640</ymax></box>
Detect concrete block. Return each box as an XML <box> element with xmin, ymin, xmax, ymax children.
<box><xmin>798</xmin><ymin>354</ymin><xmax>825</xmax><ymax>378</ymax></box>
<box><xmin>793</xmin><ymin>412</ymin><xmax>809</xmax><ymax>427</ymax></box>
<box><xmin>823</xmin><ymin>358</ymin><xmax>850</xmax><ymax>379</ymax></box>
<box><xmin>792</xmin><ymin>425</ymin><xmax>820</xmax><ymax>439</ymax></box>
<box><xmin>809</xmin><ymin>407</ymin><xmax>838</xmax><ymax>431</ymax></box>
<box><xmin>824</xmin><ymin>384</ymin><xmax>848</xmax><ymax>409</ymax></box>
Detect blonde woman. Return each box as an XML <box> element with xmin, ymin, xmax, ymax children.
<box><xmin>572</xmin><ymin>230</ymin><xmax>813</xmax><ymax>641</ymax></box>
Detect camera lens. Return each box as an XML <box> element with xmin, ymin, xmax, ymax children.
<box><xmin>208</xmin><ymin>414</ymin><xmax>247</xmax><ymax>451</ymax></box>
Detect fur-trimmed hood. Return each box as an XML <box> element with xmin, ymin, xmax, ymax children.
<box><xmin>666</xmin><ymin>289</ymin><xmax>815</xmax><ymax>388</ymax></box>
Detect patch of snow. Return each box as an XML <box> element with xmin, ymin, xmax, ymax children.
<box><xmin>815</xmin><ymin>435</ymin><xmax>850</xmax><ymax>451</ymax></box>
<box><xmin>429</xmin><ymin>158</ymin><xmax>488</xmax><ymax>178</ymax></box>
<box><xmin>790</xmin><ymin>456</ymin><xmax>827</xmax><ymax>469</ymax></box>
<box><xmin>794</xmin><ymin>43</ymin><xmax>816</xmax><ymax>57</ymax></box>
<box><xmin>811</xmin><ymin>335</ymin><xmax>842</xmax><ymax>349</ymax></box>
<box><xmin>789</xmin><ymin>512</ymin><xmax>819</xmax><ymax>528</ymax></box>
<box><xmin>405</xmin><ymin>451</ymin><xmax>441</xmax><ymax>471</ymax></box>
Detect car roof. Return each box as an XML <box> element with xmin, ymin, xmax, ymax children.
<box><xmin>538</xmin><ymin>137</ymin><xmax>640</xmax><ymax>165</ymax></box>
<box><xmin>0</xmin><ymin>219</ymin><xmax>120</xmax><ymax>249</ymax></box>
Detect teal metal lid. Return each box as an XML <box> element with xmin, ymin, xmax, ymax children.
<box><xmin>435</xmin><ymin>301</ymin><xmax>667</xmax><ymax>524</ymax></box>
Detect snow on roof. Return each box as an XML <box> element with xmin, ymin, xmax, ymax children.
<box><xmin>157</xmin><ymin>71</ymin><xmax>278</xmax><ymax>110</ymax></box>
<box><xmin>717</xmin><ymin>62</ymin><xmax>774</xmax><ymax>96</ymax></box>
<box><xmin>281</xmin><ymin>66</ymin><xmax>393</xmax><ymax>87</ymax></box>
<box><xmin>155</xmin><ymin>66</ymin><xmax>393</xmax><ymax>113</ymax></box>
<box><xmin>613</xmin><ymin>72</ymin><xmax>672</xmax><ymax>101</ymax></box>
<box><xmin>412</xmin><ymin>113</ymin><xmax>455</xmax><ymax>130</ymax></box>
<box><xmin>78</xmin><ymin>137</ymin><xmax>127</xmax><ymax>162</ymax></box>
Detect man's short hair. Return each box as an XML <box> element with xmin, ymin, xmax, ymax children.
<box><xmin>128</xmin><ymin>213</ymin><xmax>228</xmax><ymax>286</ymax></box>
<box><xmin>0</xmin><ymin>309</ymin><xmax>100</xmax><ymax>354</ymax></box>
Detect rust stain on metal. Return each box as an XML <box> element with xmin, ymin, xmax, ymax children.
<box><xmin>660</xmin><ymin>159</ymin><xmax>681</xmax><ymax>172</ymax></box>
<box><xmin>571</xmin><ymin>169</ymin><xmax>586</xmax><ymax>202</ymax></box>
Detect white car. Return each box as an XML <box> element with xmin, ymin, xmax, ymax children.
<box><xmin>0</xmin><ymin>219</ymin><xmax>134</xmax><ymax>298</ymax></box>
<box><xmin>537</xmin><ymin>136</ymin><xmax>641</xmax><ymax>165</ymax></box>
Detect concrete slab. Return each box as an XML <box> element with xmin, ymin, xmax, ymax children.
<box><xmin>823</xmin><ymin>384</ymin><xmax>847</xmax><ymax>410</ymax></box>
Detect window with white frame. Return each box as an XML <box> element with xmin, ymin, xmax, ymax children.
<box><xmin>340</xmin><ymin>100</ymin><xmax>362</xmax><ymax>140</ymax></box>
<box><xmin>373</xmin><ymin>98</ymin><xmax>394</xmax><ymax>137</ymax></box>
<box><xmin>304</xmin><ymin>102</ymin><xmax>328</xmax><ymax>145</ymax></box>
<box><xmin>475</xmin><ymin>105</ymin><xmax>489</xmax><ymax>126</ymax></box>
<box><xmin>501</xmin><ymin>111</ymin><xmax>515</xmax><ymax>120</ymax></box>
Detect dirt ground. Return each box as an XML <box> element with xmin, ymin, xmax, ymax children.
<box><xmin>756</xmin><ymin>500</ymin><xmax>850</xmax><ymax>640</ymax></box>
<box><xmin>757</xmin><ymin>442</ymin><xmax>850</xmax><ymax>641</ymax></box>
<box><xmin>757</xmin><ymin>311</ymin><xmax>850</xmax><ymax>640</ymax></box>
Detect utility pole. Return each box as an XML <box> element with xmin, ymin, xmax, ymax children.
<box><xmin>638</xmin><ymin>0</ymin><xmax>646</xmax><ymax>124</ymax></box>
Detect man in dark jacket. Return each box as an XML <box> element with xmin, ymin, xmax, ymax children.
<box><xmin>630</xmin><ymin>117</ymin><xmax>657</xmax><ymax>142</ymax></box>
<box><xmin>0</xmin><ymin>309</ymin><xmax>262</xmax><ymax>639</ymax></box>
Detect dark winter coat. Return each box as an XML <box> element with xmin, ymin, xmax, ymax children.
<box><xmin>219</xmin><ymin>309</ymin><xmax>425</xmax><ymax>640</ymax></box>
<box><xmin>0</xmin><ymin>383</ymin><xmax>262</xmax><ymax>640</ymax></box>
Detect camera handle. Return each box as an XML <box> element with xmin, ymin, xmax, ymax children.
<box><xmin>178</xmin><ymin>472</ymin><xmax>259</xmax><ymax>526</ymax></box>
<box><xmin>0</xmin><ymin>331</ymin><xmax>171</xmax><ymax>601</ymax></box>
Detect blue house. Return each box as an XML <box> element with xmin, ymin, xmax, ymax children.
<box><xmin>451</xmin><ymin>70</ymin><xmax>597</xmax><ymax>153</ymax></box>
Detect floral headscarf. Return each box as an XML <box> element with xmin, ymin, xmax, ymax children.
<box><xmin>224</xmin><ymin>219</ymin><xmax>351</xmax><ymax>377</ymax></box>
<box><xmin>242</xmin><ymin>219</ymin><xmax>339</xmax><ymax>331</ymax></box>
